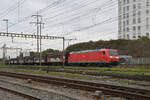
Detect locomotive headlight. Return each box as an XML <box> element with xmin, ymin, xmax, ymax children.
<box><xmin>110</xmin><ymin>56</ymin><xmax>113</xmax><ymax>58</ymax></box>
<box><xmin>115</xmin><ymin>57</ymin><xmax>119</xmax><ymax>59</ymax></box>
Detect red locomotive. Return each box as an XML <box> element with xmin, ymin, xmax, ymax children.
<box><xmin>68</xmin><ymin>49</ymin><xmax>119</xmax><ymax>66</ymax></box>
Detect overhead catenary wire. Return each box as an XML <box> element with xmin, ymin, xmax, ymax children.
<box><xmin>44</xmin><ymin>0</ymin><xmax>116</xmax><ymax>21</ymax></box>
<box><xmin>44</xmin><ymin>1</ymin><xmax>118</xmax><ymax>29</ymax></box>
<box><xmin>4</xmin><ymin>0</ymin><xmax>117</xmax><ymax>34</ymax></box>
<box><xmin>58</xmin><ymin>5</ymin><xmax>150</xmax><ymax>36</ymax></box>
<box><xmin>0</xmin><ymin>0</ymin><xmax>26</xmax><ymax>19</ymax></box>
<box><xmin>1</xmin><ymin>0</ymin><xmax>68</xmax><ymax>31</ymax></box>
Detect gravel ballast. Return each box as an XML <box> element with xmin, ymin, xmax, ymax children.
<box><xmin>0</xmin><ymin>79</ymin><xmax>84</xmax><ymax>100</ymax></box>
<box><xmin>0</xmin><ymin>68</ymin><xmax>140</xmax><ymax>100</ymax></box>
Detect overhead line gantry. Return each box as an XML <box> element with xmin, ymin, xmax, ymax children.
<box><xmin>0</xmin><ymin>32</ymin><xmax>65</xmax><ymax>66</ymax></box>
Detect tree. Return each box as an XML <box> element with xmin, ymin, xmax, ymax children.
<box><xmin>30</xmin><ymin>52</ymin><xmax>38</xmax><ymax>56</ymax></box>
<box><xmin>139</xmin><ymin>36</ymin><xmax>150</xmax><ymax>41</ymax></box>
<box><xmin>42</xmin><ymin>48</ymin><xmax>60</xmax><ymax>54</ymax></box>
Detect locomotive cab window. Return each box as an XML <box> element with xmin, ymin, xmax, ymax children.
<box><xmin>102</xmin><ymin>51</ymin><xmax>105</xmax><ymax>55</ymax></box>
<box><xmin>109</xmin><ymin>51</ymin><xmax>118</xmax><ymax>55</ymax></box>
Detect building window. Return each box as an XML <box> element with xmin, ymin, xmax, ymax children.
<box><xmin>146</xmin><ymin>17</ymin><xmax>149</xmax><ymax>29</ymax></box>
<box><xmin>124</xmin><ymin>0</ymin><xmax>126</xmax><ymax>4</ymax></box>
<box><xmin>146</xmin><ymin>10</ymin><xmax>149</xmax><ymax>14</ymax></box>
<box><xmin>126</xmin><ymin>20</ymin><xmax>129</xmax><ymax>25</ymax></box>
<box><xmin>127</xmin><ymin>0</ymin><xmax>129</xmax><ymax>4</ymax></box>
<box><xmin>138</xmin><ymin>18</ymin><xmax>141</xmax><ymax>23</ymax></box>
<box><xmin>126</xmin><ymin>13</ymin><xmax>129</xmax><ymax>18</ymax></box>
<box><xmin>133</xmin><ymin>0</ymin><xmax>136</xmax><ymax>2</ymax></box>
<box><xmin>146</xmin><ymin>1</ymin><xmax>150</xmax><ymax>7</ymax></box>
<box><xmin>133</xmin><ymin>11</ymin><xmax>136</xmax><ymax>16</ymax></box>
<box><xmin>133</xmin><ymin>36</ymin><xmax>136</xmax><ymax>38</ymax></box>
<box><xmin>123</xmin><ymin>21</ymin><xmax>126</xmax><ymax>26</ymax></box>
<box><xmin>133</xmin><ymin>26</ymin><xmax>136</xmax><ymax>31</ymax></box>
<box><xmin>127</xmin><ymin>27</ymin><xmax>129</xmax><ymax>32</ymax></box>
<box><xmin>123</xmin><ymin>7</ymin><xmax>126</xmax><ymax>13</ymax></box>
<box><xmin>123</xmin><ymin>14</ymin><xmax>126</xmax><ymax>19</ymax></box>
<box><xmin>123</xmin><ymin>28</ymin><xmax>125</xmax><ymax>32</ymax></box>
<box><xmin>146</xmin><ymin>33</ymin><xmax>149</xmax><ymax>37</ymax></box>
<box><xmin>138</xmin><ymin>3</ymin><xmax>141</xmax><ymax>9</ymax></box>
<box><xmin>133</xmin><ymin>4</ymin><xmax>136</xmax><ymax>10</ymax></box>
<box><xmin>127</xmin><ymin>6</ymin><xmax>129</xmax><ymax>11</ymax></box>
<box><xmin>138</xmin><ymin>36</ymin><xmax>141</xmax><ymax>39</ymax></box>
<box><xmin>127</xmin><ymin>34</ymin><xmax>129</xmax><ymax>39</ymax></box>
<box><xmin>138</xmin><ymin>26</ymin><xmax>141</xmax><ymax>31</ymax></box>
<box><xmin>133</xmin><ymin>18</ymin><xmax>136</xmax><ymax>24</ymax></box>
<box><xmin>138</xmin><ymin>11</ymin><xmax>141</xmax><ymax>16</ymax></box>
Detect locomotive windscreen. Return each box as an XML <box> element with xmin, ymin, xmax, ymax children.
<box><xmin>109</xmin><ymin>51</ymin><xmax>118</xmax><ymax>55</ymax></box>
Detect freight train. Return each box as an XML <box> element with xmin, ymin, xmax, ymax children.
<box><xmin>5</xmin><ymin>48</ymin><xmax>119</xmax><ymax>66</ymax></box>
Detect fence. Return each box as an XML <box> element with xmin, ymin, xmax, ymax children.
<box><xmin>119</xmin><ymin>56</ymin><xmax>150</xmax><ymax>64</ymax></box>
<box><xmin>128</xmin><ymin>58</ymin><xmax>150</xmax><ymax>64</ymax></box>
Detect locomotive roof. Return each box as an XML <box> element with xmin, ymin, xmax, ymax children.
<box><xmin>71</xmin><ymin>49</ymin><xmax>109</xmax><ymax>53</ymax></box>
<box><xmin>71</xmin><ymin>48</ymin><xmax>116</xmax><ymax>54</ymax></box>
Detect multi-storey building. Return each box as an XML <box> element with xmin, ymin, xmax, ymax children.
<box><xmin>118</xmin><ymin>0</ymin><xmax>150</xmax><ymax>39</ymax></box>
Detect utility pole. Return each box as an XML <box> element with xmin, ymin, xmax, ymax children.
<box><xmin>3</xmin><ymin>19</ymin><xmax>8</xmax><ymax>33</ymax></box>
<box><xmin>30</xmin><ymin>12</ymin><xmax>42</xmax><ymax>53</ymax></box>
<box><xmin>39</xmin><ymin>18</ymin><xmax>44</xmax><ymax>66</ymax></box>
<box><xmin>30</xmin><ymin>12</ymin><xmax>43</xmax><ymax>65</ymax></box>
<box><xmin>62</xmin><ymin>37</ymin><xmax>65</xmax><ymax>67</ymax></box>
<box><xmin>62</xmin><ymin>38</ymin><xmax>77</xmax><ymax>67</ymax></box>
<box><xmin>2</xmin><ymin>44</ymin><xmax>6</xmax><ymax>65</ymax></box>
<box><xmin>2</xmin><ymin>19</ymin><xmax>13</xmax><ymax>43</ymax></box>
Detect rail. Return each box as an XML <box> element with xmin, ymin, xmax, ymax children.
<box><xmin>0</xmin><ymin>86</ymin><xmax>41</xmax><ymax>100</ymax></box>
<box><xmin>0</xmin><ymin>71</ymin><xmax>150</xmax><ymax>100</ymax></box>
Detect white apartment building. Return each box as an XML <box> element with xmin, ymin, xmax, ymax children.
<box><xmin>118</xmin><ymin>0</ymin><xmax>150</xmax><ymax>39</ymax></box>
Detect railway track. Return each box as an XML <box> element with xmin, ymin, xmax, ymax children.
<box><xmin>46</xmin><ymin>68</ymin><xmax>150</xmax><ymax>81</ymax></box>
<box><xmin>0</xmin><ymin>86</ymin><xmax>41</xmax><ymax>100</ymax></box>
<box><xmin>0</xmin><ymin>71</ymin><xmax>150</xmax><ymax>100</ymax></box>
<box><xmin>7</xmin><ymin>66</ymin><xmax>150</xmax><ymax>81</ymax></box>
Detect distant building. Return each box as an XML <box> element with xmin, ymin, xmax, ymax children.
<box><xmin>118</xmin><ymin>0</ymin><xmax>150</xmax><ymax>39</ymax></box>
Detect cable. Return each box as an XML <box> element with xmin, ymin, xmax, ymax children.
<box><xmin>44</xmin><ymin>1</ymin><xmax>117</xmax><ymax>28</ymax></box>
<box><xmin>44</xmin><ymin>0</ymin><xmax>115</xmax><ymax>21</ymax></box>
<box><xmin>0</xmin><ymin>0</ymin><xmax>26</xmax><ymax>18</ymax></box>
<box><xmin>2</xmin><ymin>0</ymin><xmax>68</xmax><ymax>31</ymax></box>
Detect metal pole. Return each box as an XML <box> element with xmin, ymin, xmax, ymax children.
<box><xmin>63</xmin><ymin>37</ymin><xmax>65</xmax><ymax>67</ymax></box>
<box><xmin>37</xmin><ymin>12</ymin><xmax>39</xmax><ymax>53</ymax></box>
<box><xmin>39</xmin><ymin>17</ymin><xmax>44</xmax><ymax>66</ymax></box>
<box><xmin>2</xmin><ymin>19</ymin><xmax>8</xmax><ymax>33</ymax></box>
<box><xmin>39</xmin><ymin>22</ymin><xmax>42</xmax><ymax>66</ymax></box>
<box><xmin>2</xmin><ymin>44</ymin><xmax>6</xmax><ymax>65</ymax></box>
<box><xmin>6</xmin><ymin>20</ymin><xmax>8</xmax><ymax>33</ymax></box>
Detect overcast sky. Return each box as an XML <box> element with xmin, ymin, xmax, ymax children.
<box><xmin>0</xmin><ymin>0</ymin><xmax>118</xmax><ymax>58</ymax></box>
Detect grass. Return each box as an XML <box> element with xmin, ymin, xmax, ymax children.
<box><xmin>100</xmin><ymin>70</ymin><xmax>150</xmax><ymax>76</ymax></box>
<box><xmin>0</xmin><ymin>64</ymin><xmax>10</xmax><ymax>68</ymax></box>
<box><xmin>10</xmin><ymin>65</ymin><xmax>102</xmax><ymax>71</ymax></box>
<box><xmin>16</xmin><ymin>69</ymin><xmax>93</xmax><ymax>79</ymax></box>
<box><xmin>10</xmin><ymin>65</ymin><xmax>48</xmax><ymax>68</ymax></box>
<box><xmin>2</xmin><ymin>64</ymin><xmax>150</xmax><ymax>76</ymax></box>
<box><xmin>16</xmin><ymin>69</ymin><xmax>45</xmax><ymax>74</ymax></box>
<box><xmin>48</xmin><ymin>72</ymin><xmax>90</xmax><ymax>79</ymax></box>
